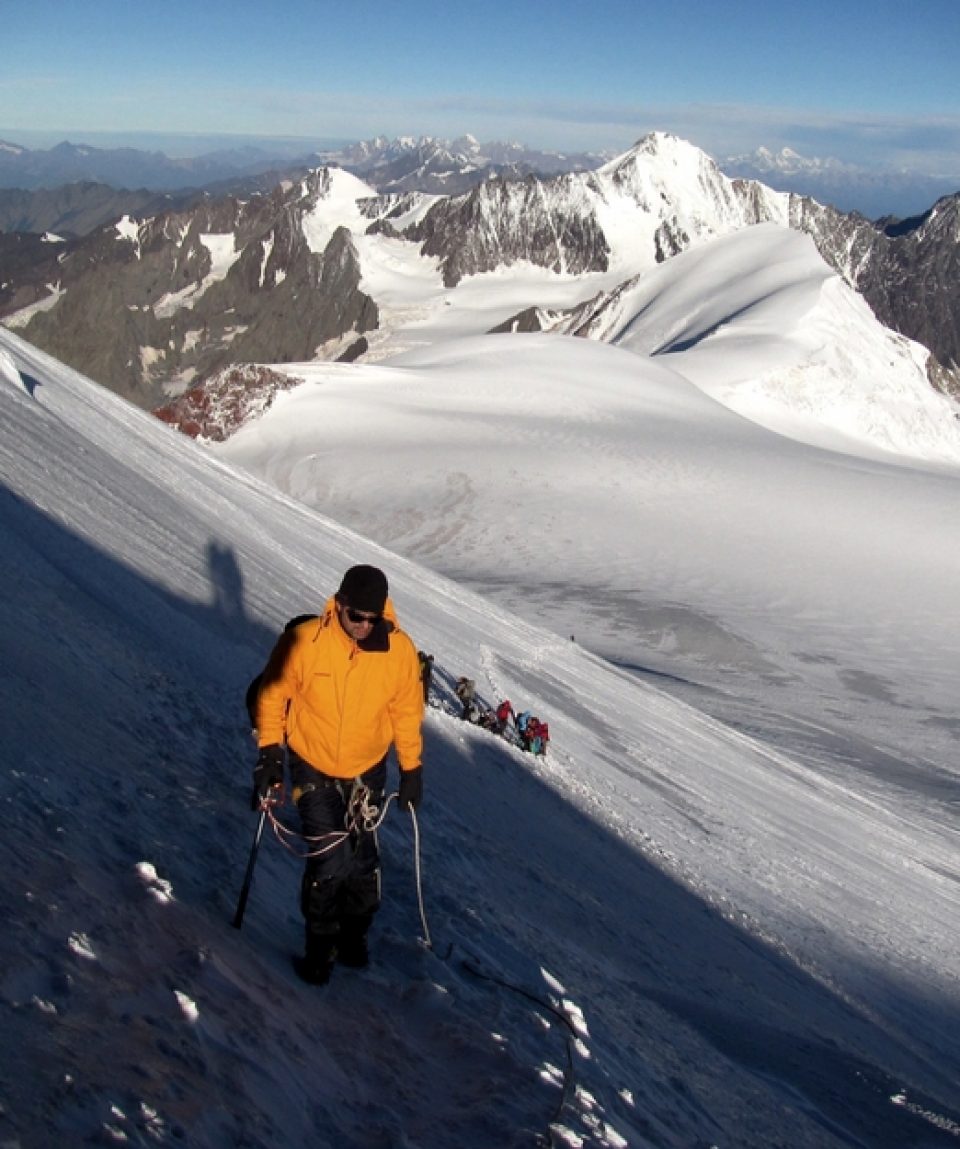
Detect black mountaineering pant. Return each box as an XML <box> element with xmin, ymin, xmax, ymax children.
<box><xmin>289</xmin><ymin>750</ymin><xmax>385</xmax><ymax>950</ymax></box>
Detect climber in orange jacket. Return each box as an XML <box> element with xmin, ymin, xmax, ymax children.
<box><xmin>251</xmin><ymin>564</ymin><xmax>424</xmax><ymax>984</ymax></box>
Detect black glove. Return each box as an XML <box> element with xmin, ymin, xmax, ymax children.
<box><xmin>251</xmin><ymin>744</ymin><xmax>284</xmax><ymax>810</ymax></box>
<box><xmin>397</xmin><ymin>766</ymin><xmax>423</xmax><ymax>812</ymax></box>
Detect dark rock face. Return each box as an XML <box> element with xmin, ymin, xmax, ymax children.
<box><xmin>4</xmin><ymin>177</ymin><xmax>379</xmax><ymax>409</ymax></box>
<box><xmin>0</xmin><ymin>183</ymin><xmax>203</xmax><ymax>237</ymax></box>
<box><xmin>861</xmin><ymin>196</ymin><xmax>960</xmax><ymax>377</ymax></box>
<box><xmin>783</xmin><ymin>193</ymin><xmax>960</xmax><ymax>386</ymax></box>
<box><xmin>0</xmin><ymin>232</ymin><xmax>81</xmax><ymax>315</ymax></box>
<box><xmin>408</xmin><ymin>174</ymin><xmax>610</xmax><ymax>286</ymax></box>
<box><xmin>489</xmin><ymin>307</ymin><xmax>553</xmax><ymax>334</ymax></box>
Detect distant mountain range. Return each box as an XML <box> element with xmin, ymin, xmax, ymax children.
<box><xmin>0</xmin><ymin>137</ymin><xmax>312</xmax><ymax>193</ymax></box>
<box><xmin>2</xmin><ymin>132</ymin><xmax>955</xmax><ymax>223</ymax></box>
<box><xmin>722</xmin><ymin>146</ymin><xmax>959</xmax><ymax>221</ymax></box>
<box><xmin>0</xmin><ymin>135</ymin><xmax>608</xmax><ymax>236</ymax></box>
<box><xmin>320</xmin><ymin>133</ymin><xmax>608</xmax><ymax>195</ymax></box>
<box><xmin>0</xmin><ymin>182</ymin><xmax>204</xmax><ymax>239</ymax></box>
<box><xmin>0</xmin><ymin>132</ymin><xmax>957</xmax><ymax>417</ymax></box>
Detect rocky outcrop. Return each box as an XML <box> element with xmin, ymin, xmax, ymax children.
<box><xmin>864</xmin><ymin>196</ymin><xmax>960</xmax><ymax>375</ymax></box>
<box><xmin>782</xmin><ymin>192</ymin><xmax>960</xmax><ymax>383</ymax></box>
<box><xmin>154</xmin><ymin>364</ymin><xmax>303</xmax><ymax>441</ymax></box>
<box><xmin>0</xmin><ymin>183</ymin><xmax>202</xmax><ymax>237</ymax></box>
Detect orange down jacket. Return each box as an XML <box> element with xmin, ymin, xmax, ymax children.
<box><xmin>255</xmin><ymin>596</ymin><xmax>423</xmax><ymax>779</ymax></box>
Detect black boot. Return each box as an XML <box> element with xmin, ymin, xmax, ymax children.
<box><xmin>294</xmin><ymin>934</ymin><xmax>337</xmax><ymax>985</ymax></box>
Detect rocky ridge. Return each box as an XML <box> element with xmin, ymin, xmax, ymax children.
<box><xmin>1</xmin><ymin>132</ymin><xmax>957</xmax><ymax>414</ymax></box>
<box><xmin>2</xmin><ymin>171</ymin><xmax>382</xmax><ymax>408</ymax></box>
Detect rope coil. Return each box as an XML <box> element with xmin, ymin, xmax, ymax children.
<box><xmin>263</xmin><ymin>782</ymin><xmax>395</xmax><ymax>859</ymax></box>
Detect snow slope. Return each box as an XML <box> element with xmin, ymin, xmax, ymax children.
<box><xmin>569</xmin><ymin>225</ymin><xmax>956</xmax><ymax>461</ymax></box>
<box><xmin>2</xmin><ymin>327</ymin><xmax>959</xmax><ymax>1148</ymax></box>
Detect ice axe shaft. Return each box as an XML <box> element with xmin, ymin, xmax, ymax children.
<box><xmin>232</xmin><ymin>805</ymin><xmax>268</xmax><ymax>929</ymax></box>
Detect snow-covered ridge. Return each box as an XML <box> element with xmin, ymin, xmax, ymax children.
<box><xmin>547</xmin><ymin>223</ymin><xmax>960</xmax><ymax>463</ymax></box>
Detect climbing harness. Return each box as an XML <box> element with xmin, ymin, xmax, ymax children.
<box><xmin>267</xmin><ymin>787</ymin><xmax>433</xmax><ymax>947</ymax></box>
<box><xmin>235</xmin><ymin>776</ymin><xmax>433</xmax><ymax>952</ymax></box>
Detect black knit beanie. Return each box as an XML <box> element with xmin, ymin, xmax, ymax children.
<box><xmin>337</xmin><ymin>564</ymin><xmax>388</xmax><ymax>613</ymax></box>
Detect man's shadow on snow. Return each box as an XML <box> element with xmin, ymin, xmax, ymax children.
<box><xmin>207</xmin><ymin>539</ymin><xmax>247</xmax><ymax>624</ymax></box>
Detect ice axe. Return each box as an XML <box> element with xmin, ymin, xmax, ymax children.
<box><xmin>232</xmin><ymin>791</ymin><xmax>277</xmax><ymax>929</ymax></box>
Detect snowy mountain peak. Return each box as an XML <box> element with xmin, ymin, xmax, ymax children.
<box><xmin>603</xmin><ymin>130</ymin><xmax>710</xmax><ymax>170</ymax></box>
<box><xmin>588</xmin><ymin>131</ymin><xmax>763</xmax><ymax>264</ymax></box>
<box><xmin>452</xmin><ymin>132</ymin><xmax>482</xmax><ymax>152</ymax></box>
<box><xmin>301</xmin><ymin>164</ymin><xmax>377</xmax><ymax>204</ymax></box>
<box><xmin>598</xmin><ymin>131</ymin><xmax>731</xmax><ymax>202</ymax></box>
<box><xmin>733</xmin><ymin>145</ymin><xmax>847</xmax><ymax>175</ymax></box>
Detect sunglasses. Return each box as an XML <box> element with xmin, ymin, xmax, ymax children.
<box><xmin>344</xmin><ymin>606</ymin><xmax>381</xmax><ymax>626</ymax></box>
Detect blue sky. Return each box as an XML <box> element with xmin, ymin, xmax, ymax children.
<box><xmin>3</xmin><ymin>0</ymin><xmax>959</xmax><ymax>173</ymax></box>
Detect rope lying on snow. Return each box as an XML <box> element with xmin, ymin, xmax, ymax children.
<box><xmin>458</xmin><ymin>950</ymin><xmax>580</xmax><ymax>1147</ymax></box>
<box><xmin>408</xmin><ymin>806</ymin><xmax>432</xmax><ymax>950</ymax></box>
